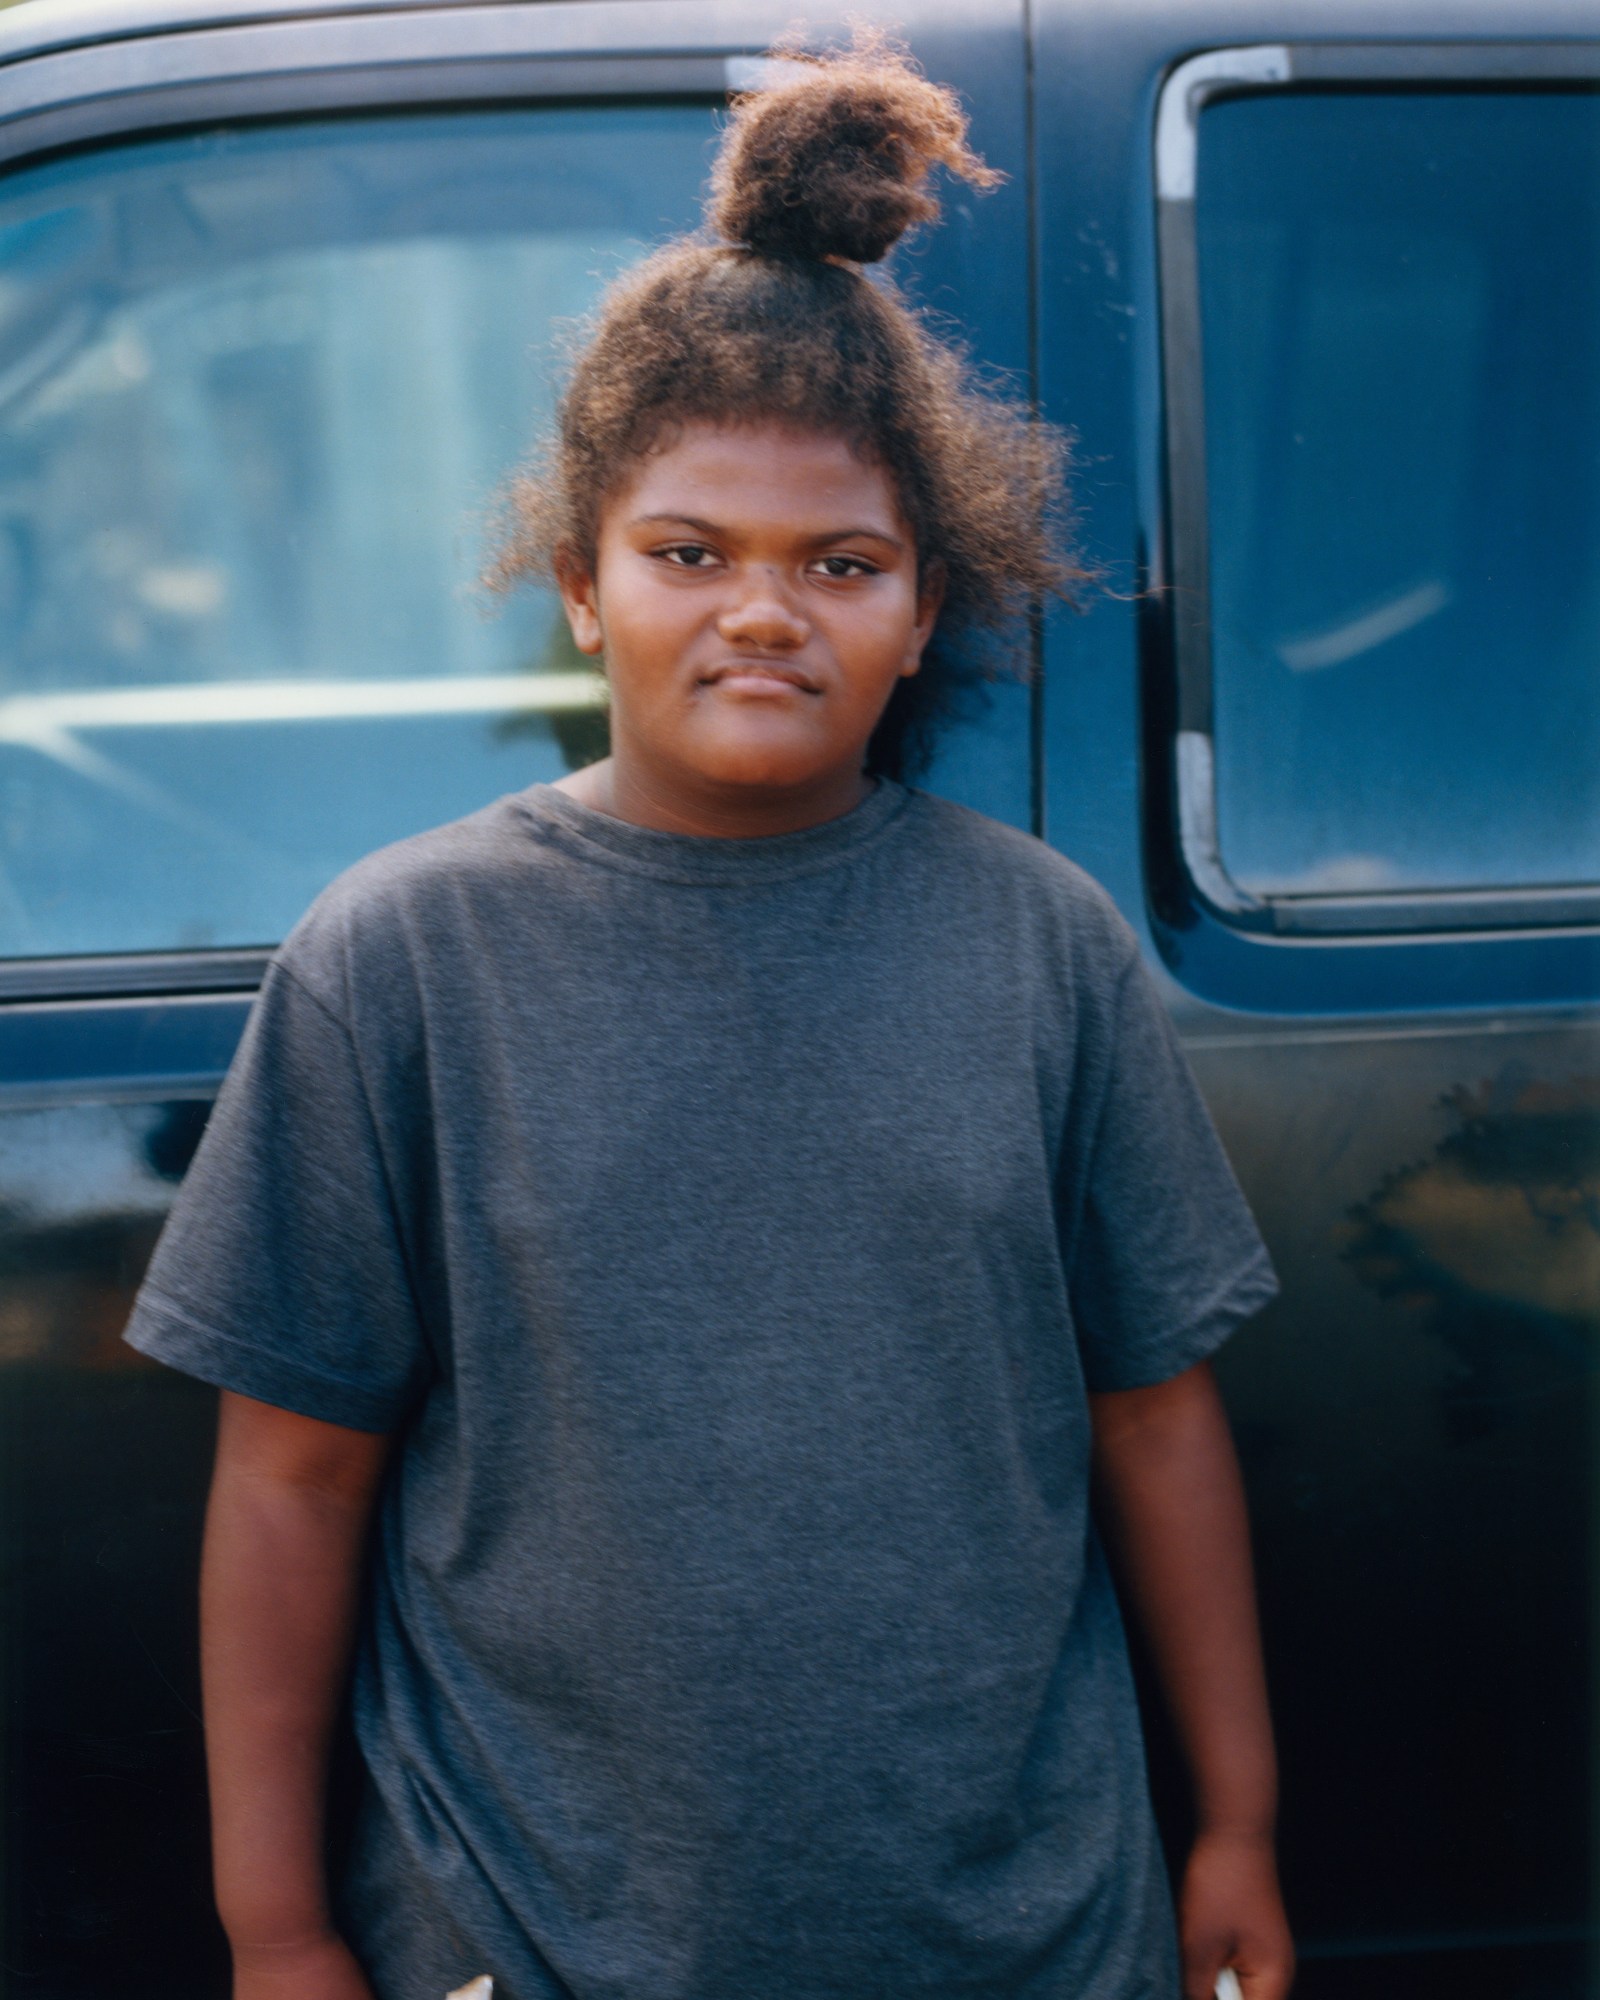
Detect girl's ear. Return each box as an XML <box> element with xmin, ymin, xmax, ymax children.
<box><xmin>905</xmin><ymin>560</ymin><xmax>947</xmax><ymax>675</ymax></box>
<box><xmin>554</xmin><ymin>542</ymin><xmax>604</xmax><ymax>657</ymax></box>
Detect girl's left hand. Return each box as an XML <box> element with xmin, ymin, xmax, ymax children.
<box><xmin>1178</xmin><ymin>1827</ymin><xmax>1295</xmax><ymax>2000</ymax></box>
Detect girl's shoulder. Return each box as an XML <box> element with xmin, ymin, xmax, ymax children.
<box><xmin>899</xmin><ymin>787</ymin><xmax>1140</xmax><ymax>969</ymax></box>
<box><xmin>263</xmin><ymin>789</ymin><xmax>554</xmax><ymax>1019</ymax></box>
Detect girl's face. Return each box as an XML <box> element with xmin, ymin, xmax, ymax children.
<box><xmin>557</xmin><ymin>420</ymin><xmax>942</xmax><ymax>836</ymax></box>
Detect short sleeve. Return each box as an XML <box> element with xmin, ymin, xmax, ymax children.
<box><xmin>1065</xmin><ymin>954</ymin><xmax>1279</xmax><ymax>1393</ymax></box>
<box><xmin>123</xmin><ymin>958</ymin><xmax>430</xmax><ymax>1432</ymax></box>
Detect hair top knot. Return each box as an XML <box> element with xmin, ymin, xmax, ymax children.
<box><xmin>709</xmin><ymin>28</ymin><xmax>1001</xmax><ymax>266</ymax></box>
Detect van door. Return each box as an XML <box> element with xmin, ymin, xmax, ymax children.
<box><xmin>0</xmin><ymin>5</ymin><xmax>1036</xmax><ymax>1992</ymax></box>
<box><xmin>1033</xmin><ymin>4</ymin><xmax>1600</xmax><ymax>1993</ymax></box>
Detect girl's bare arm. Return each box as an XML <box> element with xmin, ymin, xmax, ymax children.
<box><xmin>202</xmin><ymin>1388</ymin><xmax>392</xmax><ymax>2000</ymax></box>
<box><xmin>1089</xmin><ymin>1358</ymin><xmax>1295</xmax><ymax>2000</ymax></box>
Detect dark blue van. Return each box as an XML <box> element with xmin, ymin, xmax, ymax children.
<box><xmin>0</xmin><ymin>1</ymin><xmax>1594</xmax><ymax>1993</ymax></box>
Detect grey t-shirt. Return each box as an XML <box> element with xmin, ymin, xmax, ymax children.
<box><xmin>124</xmin><ymin>778</ymin><xmax>1278</xmax><ymax>2000</ymax></box>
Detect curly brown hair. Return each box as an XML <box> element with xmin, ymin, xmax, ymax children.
<box><xmin>484</xmin><ymin>28</ymin><xmax>1084</xmax><ymax>780</ymax></box>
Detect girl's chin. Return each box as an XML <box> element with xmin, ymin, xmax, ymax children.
<box><xmin>684</xmin><ymin>724</ymin><xmax>860</xmax><ymax>793</ymax></box>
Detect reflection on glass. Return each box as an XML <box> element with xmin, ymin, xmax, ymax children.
<box><xmin>0</xmin><ymin>108</ymin><xmax>717</xmax><ymax>958</ymax></box>
<box><xmin>1197</xmin><ymin>92</ymin><xmax>1600</xmax><ymax>899</ymax></box>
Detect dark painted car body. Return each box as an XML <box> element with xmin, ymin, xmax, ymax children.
<box><xmin>0</xmin><ymin>0</ymin><xmax>1595</xmax><ymax>1995</ymax></box>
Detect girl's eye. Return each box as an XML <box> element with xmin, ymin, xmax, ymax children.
<box><xmin>814</xmin><ymin>554</ymin><xmax>878</xmax><ymax>579</ymax></box>
<box><xmin>658</xmin><ymin>543</ymin><xmax>719</xmax><ymax>568</ymax></box>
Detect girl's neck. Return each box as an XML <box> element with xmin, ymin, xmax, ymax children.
<box><xmin>552</xmin><ymin>755</ymin><xmax>876</xmax><ymax>840</ymax></box>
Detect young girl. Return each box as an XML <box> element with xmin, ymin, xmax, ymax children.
<box><xmin>124</xmin><ymin>37</ymin><xmax>1294</xmax><ymax>2000</ymax></box>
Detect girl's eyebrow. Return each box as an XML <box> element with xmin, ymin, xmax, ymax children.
<box><xmin>634</xmin><ymin>512</ymin><xmax>906</xmax><ymax>552</ymax></box>
<box><xmin>807</xmin><ymin>527</ymin><xmax>906</xmax><ymax>553</ymax></box>
<box><xmin>633</xmin><ymin>513</ymin><xmax>728</xmax><ymax>536</ymax></box>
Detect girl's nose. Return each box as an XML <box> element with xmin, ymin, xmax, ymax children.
<box><xmin>716</xmin><ymin>574</ymin><xmax>809</xmax><ymax>650</ymax></box>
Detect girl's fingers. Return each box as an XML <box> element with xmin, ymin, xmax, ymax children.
<box><xmin>1181</xmin><ymin>1942</ymin><xmax>1228</xmax><ymax>2000</ymax></box>
<box><xmin>1236</xmin><ymin>1949</ymin><xmax>1297</xmax><ymax>2000</ymax></box>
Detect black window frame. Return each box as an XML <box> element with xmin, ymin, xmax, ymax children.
<box><xmin>1154</xmin><ymin>40</ymin><xmax>1600</xmax><ymax>940</ymax></box>
<box><xmin>0</xmin><ymin>2</ymin><xmax>787</xmax><ymax>1005</ymax></box>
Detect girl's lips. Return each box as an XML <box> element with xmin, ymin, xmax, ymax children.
<box><xmin>699</xmin><ymin>664</ymin><xmax>820</xmax><ymax>695</ymax></box>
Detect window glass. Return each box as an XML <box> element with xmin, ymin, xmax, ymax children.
<box><xmin>1197</xmin><ymin>91</ymin><xmax>1600</xmax><ymax>900</ymax></box>
<box><xmin>0</xmin><ymin>107</ymin><xmax>716</xmax><ymax>959</ymax></box>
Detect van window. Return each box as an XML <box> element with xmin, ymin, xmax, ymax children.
<box><xmin>0</xmin><ymin>106</ymin><xmax>714</xmax><ymax>962</ymax></box>
<box><xmin>1196</xmin><ymin>91</ymin><xmax>1600</xmax><ymax>901</ymax></box>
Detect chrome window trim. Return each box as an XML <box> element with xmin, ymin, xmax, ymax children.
<box><xmin>1155</xmin><ymin>42</ymin><xmax>1600</xmax><ymax>938</ymax></box>
<box><xmin>1</xmin><ymin>950</ymin><xmax>273</xmax><ymax>1004</ymax></box>
<box><xmin>0</xmin><ymin>0</ymin><xmax>798</xmax><ymax>87</ymax></box>
<box><xmin>0</xmin><ymin>0</ymin><xmax>561</xmax><ymax>72</ymax></box>
<box><xmin>0</xmin><ymin>2</ymin><xmax>803</xmax><ymax>161</ymax></box>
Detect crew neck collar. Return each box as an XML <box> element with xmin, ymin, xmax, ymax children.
<box><xmin>515</xmin><ymin>776</ymin><xmax>912</xmax><ymax>885</ymax></box>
